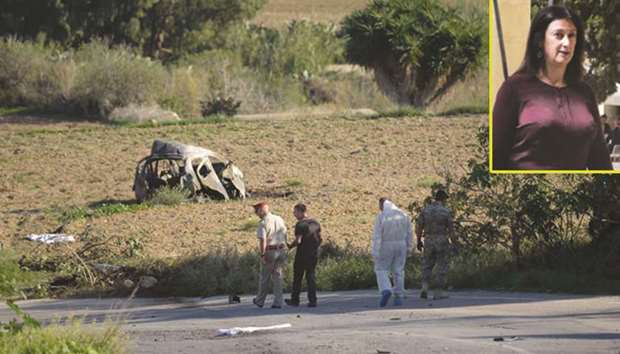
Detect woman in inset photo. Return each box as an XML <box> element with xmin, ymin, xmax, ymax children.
<box><xmin>492</xmin><ymin>5</ymin><xmax>612</xmax><ymax>171</ymax></box>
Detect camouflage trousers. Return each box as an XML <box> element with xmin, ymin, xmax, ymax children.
<box><xmin>421</xmin><ymin>235</ymin><xmax>450</xmax><ymax>288</ymax></box>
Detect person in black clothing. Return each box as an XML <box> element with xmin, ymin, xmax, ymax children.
<box><xmin>609</xmin><ymin>116</ymin><xmax>620</xmax><ymax>153</ymax></box>
<box><xmin>285</xmin><ymin>203</ymin><xmax>322</xmax><ymax>307</ymax></box>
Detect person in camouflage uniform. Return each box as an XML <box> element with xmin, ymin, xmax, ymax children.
<box><xmin>415</xmin><ymin>190</ymin><xmax>455</xmax><ymax>300</ymax></box>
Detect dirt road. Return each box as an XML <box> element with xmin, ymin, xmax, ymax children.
<box><xmin>1</xmin><ymin>289</ymin><xmax>619</xmax><ymax>353</ymax></box>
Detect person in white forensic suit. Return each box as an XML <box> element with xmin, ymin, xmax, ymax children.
<box><xmin>371</xmin><ymin>198</ymin><xmax>413</xmax><ymax>307</ymax></box>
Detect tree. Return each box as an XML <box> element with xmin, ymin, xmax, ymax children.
<box><xmin>341</xmin><ymin>0</ymin><xmax>486</xmax><ymax>107</ymax></box>
<box><xmin>0</xmin><ymin>0</ymin><xmax>266</xmax><ymax>60</ymax></box>
<box><xmin>532</xmin><ymin>0</ymin><xmax>620</xmax><ymax>101</ymax></box>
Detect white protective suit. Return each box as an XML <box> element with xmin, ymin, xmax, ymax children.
<box><xmin>371</xmin><ymin>200</ymin><xmax>413</xmax><ymax>296</ymax></box>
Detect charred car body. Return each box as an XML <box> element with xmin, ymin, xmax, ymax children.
<box><xmin>133</xmin><ymin>140</ymin><xmax>247</xmax><ymax>202</ymax></box>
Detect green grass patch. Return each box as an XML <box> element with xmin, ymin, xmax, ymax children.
<box><xmin>60</xmin><ymin>202</ymin><xmax>149</xmax><ymax>222</ymax></box>
<box><xmin>437</xmin><ymin>104</ymin><xmax>488</xmax><ymax>116</ymax></box>
<box><xmin>416</xmin><ymin>176</ymin><xmax>442</xmax><ymax>188</ymax></box>
<box><xmin>147</xmin><ymin>186</ymin><xmax>190</xmax><ymax>206</ymax></box>
<box><xmin>0</xmin><ymin>301</ymin><xmax>126</xmax><ymax>354</ymax></box>
<box><xmin>374</xmin><ymin>106</ymin><xmax>428</xmax><ymax>119</ymax></box>
<box><xmin>284</xmin><ymin>178</ymin><xmax>304</xmax><ymax>188</ymax></box>
<box><xmin>130</xmin><ymin>241</ymin><xmax>620</xmax><ymax>297</ymax></box>
<box><xmin>0</xmin><ymin>251</ymin><xmax>49</xmax><ymax>300</ymax></box>
<box><xmin>0</xmin><ymin>106</ymin><xmax>34</xmax><ymax>116</ymax></box>
<box><xmin>109</xmin><ymin>116</ymin><xmax>231</xmax><ymax>128</ymax></box>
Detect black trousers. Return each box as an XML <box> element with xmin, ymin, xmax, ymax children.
<box><xmin>291</xmin><ymin>258</ymin><xmax>317</xmax><ymax>304</ymax></box>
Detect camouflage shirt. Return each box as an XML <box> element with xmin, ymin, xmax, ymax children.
<box><xmin>415</xmin><ymin>201</ymin><xmax>454</xmax><ymax>238</ymax></box>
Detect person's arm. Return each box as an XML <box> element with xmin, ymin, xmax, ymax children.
<box><xmin>492</xmin><ymin>79</ymin><xmax>519</xmax><ymax>170</ymax></box>
<box><xmin>371</xmin><ymin>214</ymin><xmax>382</xmax><ymax>259</ymax></box>
<box><xmin>288</xmin><ymin>222</ymin><xmax>303</xmax><ymax>248</ymax></box>
<box><xmin>415</xmin><ymin>213</ymin><xmax>424</xmax><ymax>251</ymax></box>
<box><xmin>406</xmin><ymin>216</ymin><xmax>413</xmax><ymax>251</ymax></box>
<box><xmin>257</xmin><ymin>224</ymin><xmax>267</xmax><ymax>263</ymax></box>
<box><xmin>259</xmin><ymin>238</ymin><xmax>266</xmax><ymax>255</ymax></box>
<box><xmin>447</xmin><ymin>210</ymin><xmax>456</xmax><ymax>244</ymax></box>
<box><xmin>584</xmin><ymin>86</ymin><xmax>613</xmax><ymax>170</ymax></box>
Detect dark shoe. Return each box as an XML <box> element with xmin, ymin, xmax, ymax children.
<box><xmin>271</xmin><ymin>305</ymin><xmax>282</xmax><ymax>309</ymax></box>
<box><xmin>380</xmin><ymin>290</ymin><xmax>392</xmax><ymax>307</ymax></box>
<box><xmin>285</xmin><ymin>299</ymin><xmax>299</xmax><ymax>307</ymax></box>
<box><xmin>420</xmin><ymin>290</ymin><xmax>428</xmax><ymax>299</ymax></box>
<box><xmin>307</xmin><ymin>302</ymin><xmax>317</xmax><ymax>308</ymax></box>
<box><xmin>252</xmin><ymin>298</ymin><xmax>263</xmax><ymax>308</ymax></box>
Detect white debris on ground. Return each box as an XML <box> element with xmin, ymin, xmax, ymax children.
<box><xmin>217</xmin><ymin>323</ymin><xmax>292</xmax><ymax>337</ymax></box>
<box><xmin>26</xmin><ymin>234</ymin><xmax>76</xmax><ymax>244</ymax></box>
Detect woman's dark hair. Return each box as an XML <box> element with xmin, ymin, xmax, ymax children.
<box><xmin>516</xmin><ymin>5</ymin><xmax>585</xmax><ymax>84</ymax></box>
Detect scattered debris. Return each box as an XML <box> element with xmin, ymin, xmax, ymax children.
<box><xmin>26</xmin><ymin>234</ymin><xmax>75</xmax><ymax>244</ymax></box>
<box><xmin>493</xmin><ymin>336</ymin><xmax>522</xmax><ymax>342</ymax></box>
<box><xmin>377</xmin><ymin>350</ymin><xmax>391</xmax><ymax>354</ymax></box>
<box><xmin>228</xmin><ymin>295</ymin><xmax>241</xmax><ymax>304</ymax></box>
<box><xmin>123</xmin><ymin>279</ymin><xmax>135</xmax><ymax>288</ymax></box>
<box><xmin>93</xmin><ymin>263</ymin><xmax>122</xmax><ymax>274</ymax></box>
<box><xmin>216</xmin><ymin>323</ymin><xmax>292</xmax><ymax>337</ymax></box>
<box><xmin>389</xmin><ymin>317</ymin><xmax>401</xmax><ymax>321</ymax></box>
<box><xmin>139</xmin><ymin>276</ymin><xmax>158</xmax><ymax>289</ymax></box>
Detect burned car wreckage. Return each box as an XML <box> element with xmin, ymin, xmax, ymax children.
<box><xmin>133</xmin><ymin>140</ymin><xmax>247</xmax><ymax>202</ymax></box>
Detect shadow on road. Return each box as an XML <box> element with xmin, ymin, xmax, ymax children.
<box><xmin>4</xmin><ymin>289</ymin><xmax>609</xmax><ymax>327</ymax></box>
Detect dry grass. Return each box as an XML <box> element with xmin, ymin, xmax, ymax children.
<box><xmin>0</xmin><ymin>114</ymin><xmax>484</xmax><ymax>259</ymax></box>
<box><xmin>254</xmin><ymin>0</ymin><xmax>487</xmax><ymax>27</ymax></box>
<box><xmin>254</xmin><ymin>0</ymin><xmax>368</xmax><ymax>27</ymax></box>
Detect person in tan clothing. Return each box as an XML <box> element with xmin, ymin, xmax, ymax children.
<box><xmin>252</xmin><ymin>202</ymin><xmax>288</xmax><ymax>309</ymax></box>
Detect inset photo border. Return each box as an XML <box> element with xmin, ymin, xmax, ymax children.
<box><xmin>489</xmin><ymin>0</ymin><xmax>620</xmax><ymax>174</ymax></box>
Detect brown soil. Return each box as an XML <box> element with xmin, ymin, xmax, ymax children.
<box><xmin>0</xmin><ymin>114</ymin><xmax>484</xmax><ymax>258</ymax></box>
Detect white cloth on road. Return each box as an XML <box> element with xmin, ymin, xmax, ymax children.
<box><xmin>217</xmin><ymin>323</ymin><xmax>291</xmax><ymax>336</ymax></box>
<box><xmin>371</xmin><ymin>200</ymin><xmax>413</xmax><ymax>296</ymax></box>
<box><xmin>26</xmin><ymin>234</ymin><xmax>75</xmax><ymax>244</ymax></box>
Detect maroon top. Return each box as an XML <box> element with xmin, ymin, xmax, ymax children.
<box><xmin>492</xmin><ymin>73</ymin><xmax>612</xmax><ymax>170</ymax></box>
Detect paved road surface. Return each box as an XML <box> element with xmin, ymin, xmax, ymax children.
<box><xmin>1</xmin><ymin>290</ymin><xmax>619</xmax><ymax>353</ymax></box>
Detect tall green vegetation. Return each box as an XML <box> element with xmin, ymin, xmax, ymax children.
<box><xmin>0</xmin><ymin>0</ymin><xmax>266</xmax><ymax>61</ymax></box>
<box><xmin>531</xmin><ymin>0</ymin><xmax>620</xmax><ymax>101</ymax></box>
<box><xmin>417</xmin><ymin>126</ymin><xmax>620</xmax><ymax>276</ymax></box>
<box><xmin>342</xmin><ymin>0</ymin><xmax>486</xmax><ymax>107</ymax></box>
<box><xmin>235</xmin><ymin>21</ymin><xmax>344</xmax><ymax>78</ymax></box>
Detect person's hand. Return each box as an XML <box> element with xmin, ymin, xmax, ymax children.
<box><xmin>416</xmin><ymin>241</ymin><xmax>424</xmax><ymax>252</ymax></box>
<box><xmin>260</xmin><ymin>254</ymin><xmax>267</xmax><ymax>264</ymax></box>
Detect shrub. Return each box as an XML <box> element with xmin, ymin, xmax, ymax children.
<box><xmin>316</xmin><ymin>255</ymin><xmax>375</xmax><ymax>290</ymax></box>
<box><xmin>238</xmin><ymin>21</ymin><xmax>344</xmax><ymax>78</ymax></box>
<box><xmin>0</xmin><ymin>38</ymin><xmax>75</xmax><ymax>109</ymax></box>
<box><xmin>179</xmin><ymin>50</ymin><xmax>306</xmax><ymax>113</ymax></box>
<box><xmin>156</xmin><ymin>249</ymin><xmax>260</xmax><ymax>297</ymax></box>
<box><xmin>72</xmin><ymin>41</ymin><xmax>168</xmax><ymax>118</ymax></box>
<box><xmin>160</xmin><ymin>66</ymin><xmax>205</xmax><ymax>118</ymax></box>
<box><xmin>304</xmin><ymin>67</ymin><xmax>394</xmax><ymax>110</ymax></box>
<box><xmin>200</xmin><ymin>97</ymin><xmax>241</xmax><ymax>117</ymax></box>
